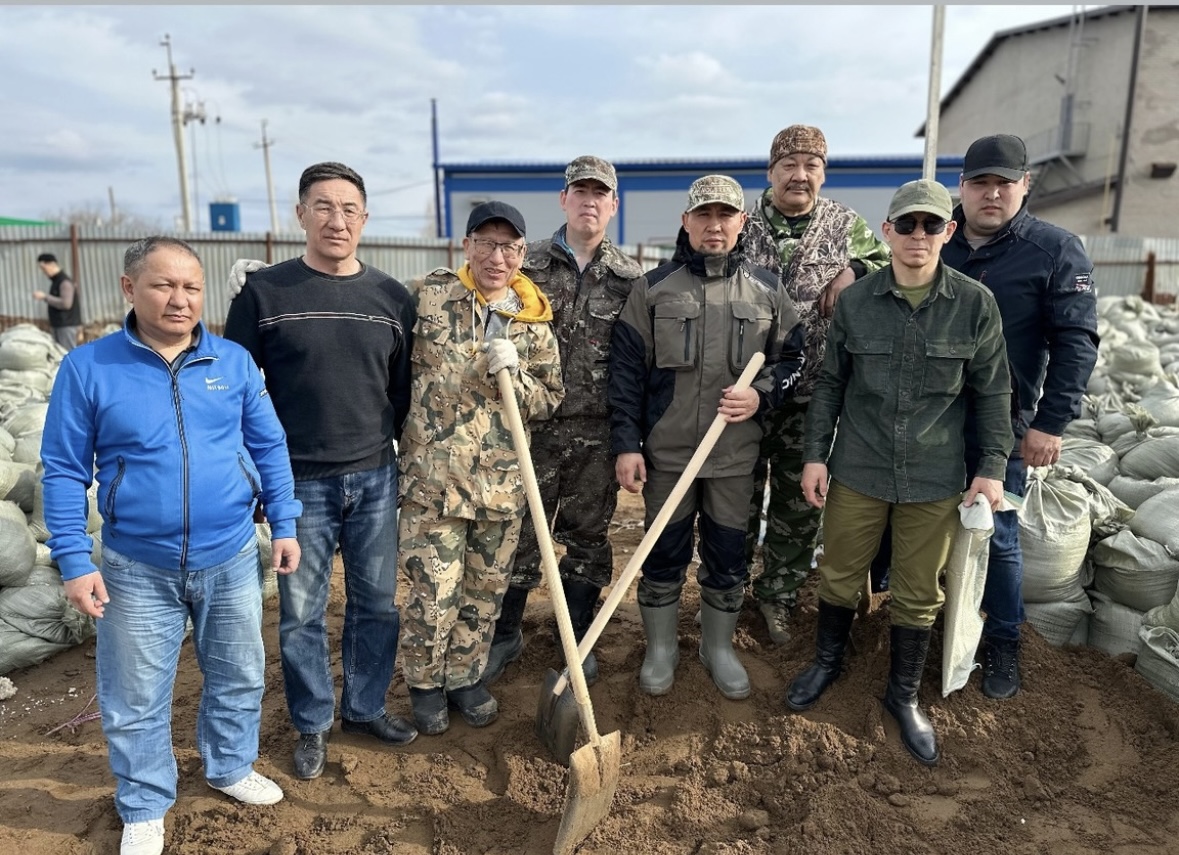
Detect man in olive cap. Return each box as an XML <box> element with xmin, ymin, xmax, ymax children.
<box><xmin>742</xmin><ymin>124</ymin><xmax>892</xmax><ymax>646</ymax></box>
<box><xmin>484</xmin><ymin>156</ymin><xmax>646</xmax><ymax>687</ymax></box>
<box><xmin>609</xmin><ymin>175</ymin><xmax>806</xmax><ymax>700</ymax></box>
<box><xmin>787</xmin><ymin>178</ymin><xmax>1013</xmax><ymax>766</ymax></box>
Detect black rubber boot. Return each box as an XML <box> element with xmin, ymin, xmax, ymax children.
<box><xmin>785</xmin><ymin>599</ymin><xmax>856</xmax><ymax>711</ymax></box>
<box><xmin>882</xmin><ymin>625</ymin><xmax>939</xmax><ymax>766</ymax></box>
<box><xmin>483</xmin><ymin>585</ymin><xmax>529</xmax><ymax>685</ymax></box>
<box><xmin>980</xmin><ymin>635</ymin><xmax>1021</xmax><ymax>700</ymax></box>
<box><xmin>559</xmin><ymin>578</ymin><xmax>601</xmax><ymax>686</ymax></box>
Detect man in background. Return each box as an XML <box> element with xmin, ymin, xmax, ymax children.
<box><xmin>34</xmin><ymin>252</ymin><xmax>82</xmax><ymax>351</ymax></box>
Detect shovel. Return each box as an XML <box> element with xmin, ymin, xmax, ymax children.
<box><xmin>536</xmin><ymin>352</ymin><xmax>766</xmax><ymax>767</ymax></box>
<box><xmin>496</xmin><ymin>367</ymin><xmax>621</xmax><ymax>855</ymax></box>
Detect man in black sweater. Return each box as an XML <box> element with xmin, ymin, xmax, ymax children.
<box><xmin>224</xmin><ymin>161</ymin><xmax>419</xmax><ymax>781</ymax></box>
<box><xmin>34</xmin><ymin>253</ymin><xmax>82</xmax><ymax>351</ymax></box>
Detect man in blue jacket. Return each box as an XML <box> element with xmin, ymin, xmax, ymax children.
<box><xmin>41</xmin><ymin>236</ymin><xmax>303</xmax><ymax>855</ymax></box>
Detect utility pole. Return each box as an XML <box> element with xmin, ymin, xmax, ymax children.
<box><xmin>1110</xmin><ymin>4</ymin><xmax>1147</xmax><ymax>234</ymax></box>
<box><xmin>107</xmin><ymin>186</ymin><xmax>118</xmax><ymax>226</ymax></box>
<box><xmin>153</xmin><ymin>34</ymin><xmax>195</xmax><ymax>231</ymax></box>
<box><xmin>255</xmin><ymin>120</ymin><xmax>280</xmax><ymax>234</ymax></box>
<box><xmin>431</xmin><ymin>98</ymin><xmax>444</xmax><ymax>238</ymax></box>
<box><xmin>183</xmin><ymin>95</ymin><xmax>207</xmax><ymax>231</ymax></box>
<box><xmin>923</xmin><ymin>5</ymin><xmax>946</xmax><ymax>180</ymax></box>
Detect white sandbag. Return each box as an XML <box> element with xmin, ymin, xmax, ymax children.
<box><xmin>1120</xmin><ymin>435</ymin><xmax>1179</xmax><ymax>480</ymax></box>
<box><xmin>0</xmin><ymin>338</ymin><xmax>56</xmax><ymax>372</ymax></box>
<box><xmin>1091</xmin><ymin>530</ymin><xmax>1179</xmax><ymax>613</ymax></box>
<box><xmin>1143</xmin><ymin>579</ymin><xmax>1179</xmax><ymax>633</ymax></box>
<box><xmin>1128</xmin><ymin>488</ymin><xmax>1179</xmax><ymax>557</ymax></box>
<box><xmin>1088</xmin><ymin>590</ymin><xmax>1146</xmax><ymax>657</ymax></box>
<box><xmin>12</xmin><ymin>431</ymin><xmax>42</xmax><ymax>466</ymax></box>
<box><xmin>29</xmin><ymin>480</ymin><xmax>102</xmax><ymax>544</ymax></box>
<box><xmin>1097</xmin><ymin>410</ymin><xmax>1139</xmax><ymax>444</ymax></box>
<box><xmin>1107</xmin><ymin>474</ymin><xmax>1179</xmax><ymax>510</ymax></box>
<box><xmin>1068</xmin><ymin>611</ymin><xmax>1091</xmax><ymax>647</ymax></box>
<box><xmin>0</xmin><ymin>425</ymin><xmax>15</xmax><ymax>461</ymax></box>
<box><xmin>0</xmin><ymin>500</ymin><xmax>37</xmax><ymax>587</ymax></box>
<box><xmin>1019</xmin><ymin>469</ymin><xmax>1092</xmax><ymax>604</ymax></box>
<box><xmin>1057</xmin><ymin>438</ymin><xmax>1120</xmax><ymax>485</ymax></box>
<box><xmin>0</xmin><ymin>368</ymin><xmax>55</xmax><ymax>398</ymax></box>
<box><xmin>1134</xmin><ymin>625</ymin><xmax>1179</xmax><ymax>702</ymax></box>
<box><xmin>2</xmin><ymin>402</ymin><xmax>49</xmax><ymax>438</ymax></box>
<box><xmin>942</xmin><ymin>498</ymin><xmax>1005</xmax><ymax>697</ymax></box>
<box><xmin>0</xmin><ymin>565</ymin><xmax>93</xmax><ymax>646</ymax></box>
<box><xmin>0</xmin><ymin>617</ymin><xmax>71</xmax><ymax>677</ymax></box>
<box><xmin>1064</xmin><ymin>419</ymin><xmax>1101</xmax><ymax>441</ymax></box>
<box><xmin>34</xmin><ymin>541</ymin><xmax>54</xmax><ymax>567</ymax></box>
<box><xmin>0</xmin><ymin>460</ymin><xmax>35</xmax><ymax>511</ymax></box>
<box><xmin>1138</xmin><ymin>380</ymin><xmax>1179</xmax><ymax>427</ymax></box>
<box><xmin>257</xmin><ymin>523</ymin><xmax>277</xmax><ymax>601</ymax></box>
<box><xmin>1025</xmin><ymin>592</ymin><xmax>1093</xmax><ymax>647</ymax></box>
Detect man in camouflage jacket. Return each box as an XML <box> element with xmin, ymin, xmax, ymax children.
<box><xmin>484</xmin><ymin>156</ymin><xmax>646</xmax><ymax>687</ymax></box>
<box><xmin>741</xmin><ymin>124</ymin><xmax>891</xmax><ymax>645</ymax></box>
<box><xmin>398</xmin><ymin>202</ymin><xmax>564</xmax><ymax>736</ymax></box>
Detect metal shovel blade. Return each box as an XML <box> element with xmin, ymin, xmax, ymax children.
<box><xmin>553</xmin><ymin>729</ymin><xmax>622</xmax><ymax>855</ymax></box>
<box><xmin>536</xmin><ymin>667</ymin><xmax>580</xmax><ymax>767</ymax></box>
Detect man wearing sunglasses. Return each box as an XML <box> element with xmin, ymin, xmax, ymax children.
<box><xmin>484</xmin><ymin>156</ymin><xmax>646</xmax><ymax>688</ymax></box>
<box><xmin>740</xmin><ymin>125</ymin><xmax>892</xmax><ymax>647</ymax></box>
<box><xmin>789</xmin><ymin>179</ymin><xmax>1013</xmax><ymax>766</ymax></box>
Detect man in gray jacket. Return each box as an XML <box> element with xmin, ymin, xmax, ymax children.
<box><xmin>608</xmin><ymin>175</ymin><xmax>806</xmax><ymax>700</ymax></box>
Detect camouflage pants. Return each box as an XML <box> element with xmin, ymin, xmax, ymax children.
<box><xmin>746</xmin><ymin>398</ymin><xmax>823</xmax><ymax>607</ymax></box>
<box><xmin>509</xmin><ymin>417</ymin><xmax>618</xmax><ymax>590</ymax></box>
<box><xmin>398</xmin><ymin>501</ymin><xmax>521</xmax><ymax>690</ymax></box>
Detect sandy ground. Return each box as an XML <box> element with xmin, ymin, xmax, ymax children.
<box><xmin>3</xmin><ymin>489</ymin><xmax>1179</xmax><ymax>855</ymax></box>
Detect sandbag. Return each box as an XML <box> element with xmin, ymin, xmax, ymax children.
<box><xmin>0</xmin><ymin>368</ymin><xmax>55</xmax><ymax>398</ymax></box>
<box><xmin>1025</xmin><ymin>592</ymin><xmax>1093</xmax><ymax>647</ymax></box>
<box><xmin>1107</xmin><ymin>474</ymin><xmax>1179</xmax><ymax>510</ymax></box>
<box><xmin>0</xmin><ymin>500</ymin><xmax>37</xmax><ymax>587</ymax></box>
<box><xmin>1138</xmin><ymin>380</ymin><xmax>1179</xmax><ymax>427</ymax></box>
<box><xmin>0</xmin><ymin>566</ymin><xmax>94</xmax><ymax>645</ymax></box>
<box><xmin>942</xmin><ymin>498</ymin><xmax>1004</xmax><ymax>697</ymax></box>
<box><xmin>1128</xmin><ymin>488</ymin><xmax>1179</xmax><ymax>557</ymax></box>
<box><xmin>1057</xmin><ymin>438</ymin><xmax>1119</xmax><ymax>485</ymax></box>
<box><xmin>257</xmin><ymin>523</ymin><xmax>277</xmax><ymax>601</ymax></box>
<box><xmin>1120</xmin><ymin>435</ymin><xmax>1179</xmax><ymax>480</ymax></box>
<box><xmin>29</xmin><ymin>480</ymin><xmax>102</xmax><ymax>543</ymax></box>
<box><xmin>1064</xmin><ymin>419</ymin><xmax>1101</xmax><ymax>442</ymax></box>
<box><xmin>1091</xmin><ymin>530</ymin><xmax>1179</xmax><ymax>613</ymax></box>
<box><xmin>0</xmin><ymin>338</ymin><xmax>56</xmax><ymax>373</ymax></box>
<box><xmin>1109</xmin><ymin>340</ymin><xmax>1162</xmax><ymax>377</ymax></box>
<box><xmin>0</xmin><ymin>425</ymin><xmax>15</xmax><ymax>461</ymax></box>
<box><xmin>2</xmin><ymin>402</ymin><xmax>49</xmax><ymax>438</ymax></box>
<box><xmin>0</xmin><ymin>460</ymin><xmax>36</xmax><ymax>512</ymax></box>
<box><xmin>0</xmin><ymin>617</ymin><xmax>71</xmax><ymax>677</ymax></box>
<box><xmin>1088</xmin><ymin>590</ymin><xmax>1146</xmax><ymax>657</ymax></box>
<box><xmin>12</xmin><ymin>432</ymin><xmax>42</xmax><ymax>466</ymax></box>
<box><xmin>1134</xmin><ymin>625</ymin><xmax>1179</xmax><ymax>703</ymax></box>
<box><xmin>1143</xmin><ymin>580</ymin><xmax>1179</xmax><ymax>633</ymax></box>
<box><xmin>1019</xmin><ymin>469</ymin><xmax>1092</xmax><ymax>604</ymax></box>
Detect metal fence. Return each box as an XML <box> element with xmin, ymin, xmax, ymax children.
<box><xmin>0</xmin><ymin>225</ymin><xmax>675</xmax><ymax>332</ymax></box>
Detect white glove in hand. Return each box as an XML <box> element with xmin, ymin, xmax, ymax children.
<box><xmin>227</xmin><ymin>258</ymin><xmax>269</xmax><ymax>298</ymax></box>
<box><xmin>484</xmin><ymin>338</ymin><xmax>519</xmax><ymax>376</ymax></box>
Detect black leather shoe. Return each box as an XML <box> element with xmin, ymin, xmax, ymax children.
<box><xmin>408</xmin><ymin>687</ymin><xmax>450</xmax><ymax>735</ymax></box>
<box><xmin>981</xmin><ymin>637</ymin><xmax>1021</xmax><ymax>700</ymax></box>
<box><xmin>341</xmin><ymin>713</ymin><xmax>418</xmax><ymax>746</ymax></box>
<box><xmin>446</xmin><ymin>681</ymin><xmax>499</xmax><ymax>728</ymax></box>
<box><xmin>293</xmin><ymin>730</ymin><xmax>329</xmax><ymax>779</ymax></box>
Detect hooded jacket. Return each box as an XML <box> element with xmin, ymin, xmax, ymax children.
<box><xmin>399</xmin><ymin>266</ymin><xmax>565</xmax><ymax>519</ymax></box>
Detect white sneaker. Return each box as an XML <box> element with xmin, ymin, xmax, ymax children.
<box><xmin>211</xmin><ymin>770</ymin><xmax>284</xmax><ymax>805</ymax></box>
<box><xmin>121</xmin><ymin>818</ymin><xmax>164</xmax><ymax>855</ymax></box>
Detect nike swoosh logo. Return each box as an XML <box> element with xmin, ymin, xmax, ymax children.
<box><xmin>205</xmin><ymin>377</ymin><xmax>223</xmax><ymax>384</ymax></box>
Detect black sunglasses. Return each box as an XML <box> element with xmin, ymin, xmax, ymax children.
<box><xmin>892</xmin><ymin>215</ymin><xmax>948</xmax><ymax>236</ymax></box>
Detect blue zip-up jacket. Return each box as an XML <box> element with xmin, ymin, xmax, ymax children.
<box><xmin>943</xmin><ymin>202</ymin><xmax>1099</xmax><ymax>444</ymax></box>
<box><xmin>42</xmin><ymin>315</ymin><xmax>302</xmax><ymax>581</ymax></box>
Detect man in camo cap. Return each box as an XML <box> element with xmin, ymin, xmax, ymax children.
<box><xmin>741</xmin><ymin>124</ymin><xmax>892</xmax><ymax>646</ymax></box>
<box><xmin>484</xmin><ymin>156</ymin><xmax>646</xmax><ymax>688</ymax></box>
<box><xmin>608</xmin><ymin>174</ymin><xmax>806</xmax><ymax>700</ymax></box>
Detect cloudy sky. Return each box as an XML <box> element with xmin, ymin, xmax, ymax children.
<box><xmin>2</xmin><ymin>4</ymin><xmax>1087</xmax><ymax>236</ymax></box>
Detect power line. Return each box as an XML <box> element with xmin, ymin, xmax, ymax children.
<box><xmin>152</xmin><ymin>34</ymin><xmax>195</xmax><ymax>230</ymax></box>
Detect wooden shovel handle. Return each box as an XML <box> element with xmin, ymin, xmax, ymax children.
<box><xmin>551</xmin><ymin>352</ymin><xmax>766</xmax><ymax>697</ymax></box>
<box><xmin>497</xmin><ymin>367</ymin><xmax>603</xmax><ymax>746</ymax></box>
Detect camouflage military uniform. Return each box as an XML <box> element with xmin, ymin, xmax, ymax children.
<box><xmin>509</xmin><ymin>229</ymin><xmax>645</xmax><ymax>591</ymax></box>
<box><xmin>742</xmin><ymin>190</ymin><xmax>891</xmax><ymax>607</ymax></box>
<box><xmin>398</xmin><ymin>266</ymin><xmax>564</xmax><ymax>690</ymax></box>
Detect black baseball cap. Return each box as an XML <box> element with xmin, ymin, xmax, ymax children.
<box><xmin>466</xmin><ymin>201</ymin><xmax>526</xmax><ymax>238</ymax></box>
<box><xmin>962</xmin><ymin>134</ymin><xmax>1029</xmax><ymax>181</ymax></box>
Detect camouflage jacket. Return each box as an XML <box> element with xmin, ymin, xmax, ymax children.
<box><xmin>399</xmin><ymin>267</ymin><xmax>565</xmax><ymax>520</ymax></box>
<box><xmin>743</xmin><ymin>191</ymin><xmax>891</xmax><ymax>397</ymax></box>
<box><xmin>523</xmin><ymin>228</ymin><xmax>645</xmax><ymax>419</ymax></box>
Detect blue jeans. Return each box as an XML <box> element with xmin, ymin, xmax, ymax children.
<box><xmin>979</xmin><ymin>455</ymin><xmax>1028</xmax><ymax>641</ymax></box>
<box><xmin>279</xmin><ymin>463</ymin><xmax>399</xmax><ymax>734</ymax></box>
<box><xmin>96</xmin><ymin>539</ymin><xmax>264</xmax><ymax>823</ymax></box>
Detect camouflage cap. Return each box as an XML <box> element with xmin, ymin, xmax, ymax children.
<box><xmin>685</xmin><ymin>174</ymin><xmax>746</xmax><ymax>213</ymax></box>
<box><xmin>887</xmin><ymin>179</ymin><xmax>953</xmax><ymax>222</ymax></box>
<box><xmin>565</xmin><ymin>155</ymin><xmax>617</xmax><ymax>192</ymax></box>
<box><xmin>769</xmin><ymin>124</ymin><xmax>828</xmax><ymax>167</ymax></box>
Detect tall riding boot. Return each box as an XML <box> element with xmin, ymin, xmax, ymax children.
<box><xmin>786</xmin><ymin>599</ymin><xmax>856</xmax><ymax>711</ymax></box>
<box><xmin>698</xmin><ymin>586</ymin><xmax>750</xmax><ymax>700</ymax></box>
<box><xmin>883</xmin><ymin>625</ymin><xmax>940</xmax><ymax>766</ymax></box>
<box><xmin>483</xmin><ymin>585</ymin><xmax>528</xmax><ymax>685</ymax></box>
<box><xmin>637</xmin><ymin>577</ymin><xmax>682</xmax><ymax>696</ymax></box>
<box><xmin>559</xmin><ymin>578</ymin><xmax>601</xmax><ymax>686</ymax></box>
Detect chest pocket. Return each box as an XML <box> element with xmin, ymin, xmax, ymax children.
<box><xmin>845</xmin><ymin>336</ymin><xmax>894</xmax><ymax>395</ymax></box>
<box><xmin>729</xmin><ymin>301</ymin><xmax>773</xmax><ymax>372</ymax></box>
<box><xmin>653</xmin><ymin>301</ymin><xmax>700</xmax><ymax>370</ymax></box>
<box><xmin>410</xmin><ymin>312</ymin><xmax>456</xmax><ymax>370</ymax></box>
<box><xmin>922</xmin><ymin>340</ymin><xmax>975</xmax><ymax>397</ymax></box>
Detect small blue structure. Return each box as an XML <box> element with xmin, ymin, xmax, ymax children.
<box><xmin>209</xmin><ymin>201</ymin><xmax>241</xmax><ymax>233</ymax></box>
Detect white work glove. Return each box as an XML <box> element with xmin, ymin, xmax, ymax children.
<box><xmin>227</xmin><ymin>258</ymin><xmax>269</xmax><ymax>298</ymax></box>
<box><xmin>483</xmin><ymin>338</ymin><xmax>519</xmax><ymax>376</ymax></box>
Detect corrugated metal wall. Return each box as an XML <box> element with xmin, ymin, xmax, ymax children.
<box><xmin>1082</xmin><ymin>235</ymin><xmax>1179</xmax><ymax>299</ymax></box>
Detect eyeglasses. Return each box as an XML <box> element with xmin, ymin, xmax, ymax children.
<box><xmin>302</xmin><ymin>203</ymin><xmax>366</xmax><ymax>224</ymax></box>
<box><xmin>469</xmin><ymin>237</ymin><xmax>525</xmax><ymax>261</ymax></box>
<box><xmin>891</xmin><ymin>215</ymin><xmax>948</xmax><ymax>236</ymax></box>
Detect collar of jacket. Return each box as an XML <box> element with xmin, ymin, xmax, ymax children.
<box><xmin>951</xmin><ymin>197</ymin><xmax>1030</xmax><ymax>247</ymax></box>
<box><xmin>122</xmin><ymin>313</ymin><xmax>216</xmax><ymax>359</ymax></box>
<box><xmin>454</xmin><ymin>262</ymin><xmax>554</xmax><ymax>323</ymax></box>
<box><xmin>870</xmin><ymin>260</ymin><xmax>958</xmax><ymax>302</ymax></box>
<box><xmin>526</xmin><ymin>225</ymin><xmax>640</xmax><ymax>280</ymax></box>
<box><xmin>672</xmin><ymin>227</ymin><xmax>744</xmax><ymax>277</ymax></box>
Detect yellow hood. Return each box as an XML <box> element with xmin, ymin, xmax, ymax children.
<box><xmin>456</xmin><ymin>263</ymin><xmax>553</xmax><ymax>323</ymax></box>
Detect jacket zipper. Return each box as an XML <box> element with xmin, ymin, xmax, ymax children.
<box><xmin>105</xmin><ymin>456</ymin><xmax>126</xmax><ymax>525</ymax></box>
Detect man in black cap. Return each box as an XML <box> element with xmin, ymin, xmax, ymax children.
<box><xmin>34</xmin><ymin>253</ymin><xmax>83</xmax><ymax>351</ymax></box>
<box><xmin>483</xmin><ymin>156</ymin><xmax>645</xmax><ymax>687</ymax></box>
<box><xmin>397</xmin><ymin>201</ymin><xmax>564</xmax><ymax>735</ymax></box>
<box><xmin>870</xmin><ymin>134</ymin><xmax>1099</xmax><ymax>701</ymax></box>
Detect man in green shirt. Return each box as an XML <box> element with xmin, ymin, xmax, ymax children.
<box><xmin>741</xmin><ymin>125</ymin><xmax>891</xmax><ymax>646</ymax></box>
<box><xmin>785</xmin><ymin>179</ymin><xmax>1013</xmax><ymax>767</ymax></box>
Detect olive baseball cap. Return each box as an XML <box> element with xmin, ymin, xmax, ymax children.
<box><xmin>565</xmin><ymin>155</ymin><xmax>617</xmax><ymax>192</ymax></box>
<box><xmin>466</xmin><ymin>200</ymin><xmax>526</xmax><ymax>238</ymax></box>
<box><xmin>887</xmin><ymin>179</ymin><xmax>954</xmax><ymax>221</ymax></box>
<box><xmin>685</xmin><ymin>175</ymin><xmax>746</xmax><ymax>213</ymax></box>
<box><xmin>962</xmin><ymin>134</ymin><xmax>1029</xmax><ymax>181</ymax></box>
